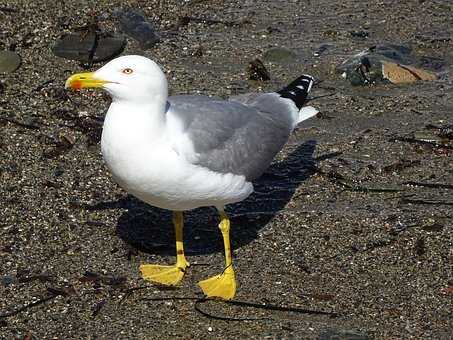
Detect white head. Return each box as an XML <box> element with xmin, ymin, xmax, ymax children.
<box><xmin>65</xmin><ymin>55</ymin><xmax>168</xmax><ymax>104</ymax></box>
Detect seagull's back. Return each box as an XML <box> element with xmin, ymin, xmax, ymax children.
<box><xmin>166</xmin><ymin>93</ymin><xmax>295</xmax><ymax>181</ymax></box>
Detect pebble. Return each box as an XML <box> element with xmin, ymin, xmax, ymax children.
<box><xmin>263</xmin><ymin>47</ymin><xmax>297</xmax><ymax>63</ymax></box>
<box><xmin>114</xmin><ymin>8</ymin><xmax>160</xmax><ymax>49</ymax></box>
<box><xmin>0</xmin><ymin>50</ymin><xmax>21</xmax><ymax>73</ymax></box>
<box><xmin>247</xmin><ymin>59</ymin><xmax>270</xmax><ymax>81</ymax></box>
<box><xmin>53</xmin><ymin>32</ymin><xmax>126</xmax><ymax>63</ymax></box>
<box><xmin>1</xmin><ymin>275</ymin><xmax>15</xmax><ymax>286</ymax></box>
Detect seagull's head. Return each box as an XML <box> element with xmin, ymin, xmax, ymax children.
<box><xmin>65</xmin><ymin>55</ymin><xmax>168</xmax><ymax>103</ymax></box>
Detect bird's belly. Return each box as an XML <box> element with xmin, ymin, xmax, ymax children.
<box><xmin>101</xmin><ymin>141</ymin><xmax>253</xmax><ymax>210</ymax></box>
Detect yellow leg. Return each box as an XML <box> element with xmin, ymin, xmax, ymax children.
<box><xmin>140</xmin><ymin>211</ymin><xmax>190</xmax><ymax>285</ymax></box>
<box><xmin>198</xmin><ymin>211</ymin><xmax>237</xmax><ymax>300</ymax></box>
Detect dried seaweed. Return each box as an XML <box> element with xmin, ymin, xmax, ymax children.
<box><xmin>0</xmin><ymin>289</ymin><xmax>61</xmax><ymax>318</ymax></box>
<box><xmin>139</xmin><ymin>296</ymin><xmax>338</xmax><ymax>321</ymax></box>
<box><xmin>402</xmin><ymin>181</ymin><xmax>453</xmax><ymax>190</ymax></box>
<box><xmin>399</xmin><ymin>197</ymin><xmax>453</xmax><ymax>206</ymax></box>
<box><xmin>79</xmin><ymin>271</ymin><xmax>127</xmax><ymax>288</ymax></box>
<box><xmin>0</xmin><ymin>6</ymin><xmax>17</xmax><ymax>13</ymax></box>
<box><xmin>91</xmin><ymin>299</ymin><xmax>106</xmax><ymax>318</ymax></box>
<box><xmin>0</xmin><ymin>116</ymin><xmax>41</xmax><ymax>130</ymax></box>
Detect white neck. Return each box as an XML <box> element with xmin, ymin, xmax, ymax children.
<box><xmin>101</xmin><ymin>97</ymin><xmax>168</xmax><ymax>155</ymax></box>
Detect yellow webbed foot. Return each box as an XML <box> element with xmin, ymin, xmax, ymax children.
<box><xmin>198</xmin><ymin>267</ymin><xmax>237</xmax><ymax>300</ymax></box>
<box><xmin>140</xmin><ymin>261</ymin><xmax>189</xmax><ymax>286</ymax></box>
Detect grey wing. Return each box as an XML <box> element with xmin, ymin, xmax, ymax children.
<box><xmin>167</xmin><ymin>95</ymin><xmax>294</xmax><ymax>181</ymax></box>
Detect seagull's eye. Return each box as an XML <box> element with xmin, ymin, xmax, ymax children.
<box><xmin>122</xmin><ymin>68</ymin><xmax>134</xmax><ymax>75</ymax></box>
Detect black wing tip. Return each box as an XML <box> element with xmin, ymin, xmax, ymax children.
<box><xmin>276</xmin><ymin>74</ymin><xmax>315</xmax><ymax>109</ymax></box>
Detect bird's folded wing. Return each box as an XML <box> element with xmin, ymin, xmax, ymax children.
<box><xmin>166</xmin><ymin>95</ymin><xmax>293</xmax><ymax>181</ymax></box>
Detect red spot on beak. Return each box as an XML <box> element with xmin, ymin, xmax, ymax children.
<box><xmin>72</xmin><ymin>80</ymin><xmax>82</xmax><ymax>90</ymax></box>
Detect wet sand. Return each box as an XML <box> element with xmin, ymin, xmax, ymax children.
<box><xmin>1</xmin><ymin>0</ymin><xmax>452</xmax><ymax>338</ymax></box>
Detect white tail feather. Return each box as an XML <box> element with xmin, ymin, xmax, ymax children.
<box><xmin>297</xmin><ymin>106</ymin><xmax>318</xmax><ymax>124</ymax></box>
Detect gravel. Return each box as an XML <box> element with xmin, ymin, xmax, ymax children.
<box><xmin>1</xmin><ymin>0</ymin><xmax>452</xmax><ymax>338</ymax></box>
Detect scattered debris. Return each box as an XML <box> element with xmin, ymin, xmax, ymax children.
<box><xmin>79</xmin><ymin>271</ymin><xmax>127</xmax><ymax>288</ymax></box>
<box><xmin>383</xmin><ymin>159</ymin><xmax>421</xmax><ymax>173</ymax></box>
<box><xmin>414</xmin><ymin>237</ymin><xmax>426</xmax><ymax>256</ymax></box>
<box><xmin>391</xmin><ymin>124</ymin><xmax>453</xmax><ymax>150</ymax></box>
<box><xmin>52</xmin><ymin>109</ymin><xmax>103</xmax><ymax>146</ymax></box>
<box><xmin>139</xmin><ymin>296</ymin><xmax>338</xmax><ymax>321</ymax></box>
<box><xmin>0</xmin><ymin>50</ymin><xmax>21</xmax><ymax>73</ymax></box>
<box><xmin>426</xmin><ymin>123</ymin><xmax>453</xmax><ymax>140</ymax></box>
<box><xmin>42</xmin><ymin>130</ymin><xmax>76</xmax><ymax>159</ymax></box>
<box><xmin>422</xmin><ymin>222</ymin><xmax>445</xmax><ymax>232</ymax></box>
<box><xmin>381</xmin><ymin>61</ymin><xmax>436</xmax><ymax>83</ymax></box>
<box><xmin>323</xmin><ymin>170</ymin><xmax>403</xmax><ymax>193</ymax></box>
<box><xmin>114</xmin><ymin>8</ymin><xmax>160</xmax><ymax>49</ymax></box>
<box><xmin>17</xmin><ymin>273</ymin><xmax>54</xmax><ymax>283</ymax></box>
<box><xmin>91</xmin><ymin>299</ymin><xmax>106</xmax><ymax>318</ymax></box>
<box><xmin>46</xmin><ymin>286</ymin><xmax>77</xmax><ymax>297</ymax></box>
<box><xmin>299</xmin><ymin>292</ymin><xmax>335</xmax><ymax>301</ymax></box>
<box><xmin>176</xmin><ymin>15</ymin><xmax>250</xmax><ymax>29</ymax></box>
<box><xmin>389</xmin><ymin>221</ymin><xmax>418</xmax><ymax>235</ymax></box>
<box><xmin>399</xmin><ymin>196</ymin><xmax>453</xmax><ymax>206</ymax></box>
<box><xmin>0</xmin><ymin>116</ymin><xmax>41</xmax><ymax>130</ymax></box>
<box><xmin>349</xmin><ymin>30</ymin><xmax>369</xmax><ymax>39</ymax></box>
<box><xmin>247</xmin><ymin>59</ymin><xmax>270</xmax><ymax>81</ymax></box>
<box><xmin>440</xmin><ymin>286</ymin><xmax>453</xmax><ymax>296</ymax></box>
<box><xmin>337</xmin><ymin>44</ymin><xmax>439</xmax><ymax>85</ymax></box>
<box><xmin>0</xmin><ymin>289</ymin><xmax>63</xmax><ymax>318</ymax></box>
<box><xmin>0</xmin><ymin>6</ymin><xmax>18</xmax><ymax>13</ymax></box>
<box><xmin>403</xmin><ymin>181</ymin><xmax>453</xmax><ymax>190</ymax></box>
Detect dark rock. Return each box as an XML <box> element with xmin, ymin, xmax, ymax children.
<box><xmin>114</xmin><ymin>8</ymin><xmax>160</xmax><ymax>49</ymax></box>
<box><xmin>314</xmin><ymin>44</ymin><xmax>332</xmax><ymax>57</ymax></box>
<box><xmin>247</xmin><ymin>59</ymin><xmax>270</xmax><ymax>81</ymax></box>
<box><xmin>52</xmin><ymin>32</ymin><xmax>126</xmax><ymax>63</ymax></box>
<box><xmin>350</xmin><ymin>30</ymin><xmax>369</xmax><ymax>38</ymax></box>
<box><xmin>0</xmin><ymin>50</ymin><xmax>21</xmax><ymax>73</ymax></box>
<box><xmin>418</xmin><ymin>56</ymin><xmax>446</xmax><ymax>71</ymax></box>
<box><xmin>370</xmin><ymin>44</ymin><xmax>415</xmax><ymax>64</ymax></box>
<box><xmin>1</xmin><ymin>275</ymin><xmax>15</xmax><ymax>286</ymax></box>
<box><xmin>439</xmin><ymin>125</ymin><xmax>453</xmax><ymax>139</ymax></box>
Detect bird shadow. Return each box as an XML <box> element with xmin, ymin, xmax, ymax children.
<box><xmin>88</xmin><ymin>139</ymin><xmax>323</xmax><ymax>256</ymax></box>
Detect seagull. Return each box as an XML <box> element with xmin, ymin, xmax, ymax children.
<box><xmin>65</xmin><ymin>55</ymin><xmax>317</xmax><ymax>300</ymax></box>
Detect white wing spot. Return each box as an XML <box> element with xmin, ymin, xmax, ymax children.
<box><xmin>296</xmin><ymin>85</ymin><xmax>305</xmax><ymax>90</ymax></box>
<box><xmin>289</xmin><ymin>91</ymin><xmax>296</xmax><ymax>95</ymax></box>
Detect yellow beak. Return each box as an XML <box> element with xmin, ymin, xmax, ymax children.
<box><xmin>65</xmin><ymin>72</ymin><xmax>108</xmax><ymax>90</ymax></box>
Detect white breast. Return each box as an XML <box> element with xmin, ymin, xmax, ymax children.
<box><xmin>100</xmin><ymin>103</ymin><xmax>253</xmax><ymax>211</ymax></box>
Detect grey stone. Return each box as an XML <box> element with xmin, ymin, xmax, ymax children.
<box><xmin>114</xmin><ymin>8</ymin><xmax>160</xmax><ymax>49</ymax></box>
<box><xmin>0</xmin><ymin>51</ymin><xmax>21</xmax><ymax>73</ymax></box>
<box><xmin>52</xmin><ymin>32</ymin><xmax>126</xmax><ymax>63</ymax></box>
<box><xmin>263</xmin><ymin>47</ymin><xmax>297</xmax><ymax>63</ymax></box>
